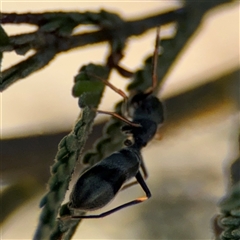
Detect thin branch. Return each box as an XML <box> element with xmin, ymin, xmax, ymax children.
<box><xmin>0</xmin><ymin>8</ymin><xmax>185</xmax><ymax>91</ymax></box>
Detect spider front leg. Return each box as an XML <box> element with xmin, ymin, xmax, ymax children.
<box><xmin>71</xmin><ymin>171</ymin><xmax>151</xmax><ymax>219</ymax></box>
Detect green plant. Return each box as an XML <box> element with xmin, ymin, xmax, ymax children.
<box><xmin>1</xmin><ymin>1</ymin><xmax>237</xmax><ymax>239</ymax></box>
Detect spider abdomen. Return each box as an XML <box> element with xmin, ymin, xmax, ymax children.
<box><xmin>69</xmin><ymin>148</ymin><xmax>141</xmax><ymax>211</ymax></box>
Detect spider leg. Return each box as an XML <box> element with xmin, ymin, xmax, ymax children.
<box><xmin>87</xmin><ymin>73</ymin><xmax>129</xmax><ymax>115</ymax></box>
<box><xmin>71</xmin><ymin>171</ymin><xmax>151</xmax><ymax>219</ymax></box>
<box><xmin>146</xmin><ymin>26</ymin><xmax>160</xmax><ymax>94</ymax></box>
<box><xmin>95</xmin><ymin>109</ymin><xmax>141</xmax><ymax>128</ymax></box>
<box><xmin>88</xmin><ymin>73</ymin><xmax>128</xmax><ymax>100</ymax></box>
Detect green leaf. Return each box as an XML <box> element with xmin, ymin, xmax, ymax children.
<box><xmin>72</xmin><ymin>63</ymin><xmax>110</xmax><ymax>107</ymax></box>
<box><xmin>72</xmin><ymin>81</ymin><xmax>104</xmax><ymax>97</ymax></box>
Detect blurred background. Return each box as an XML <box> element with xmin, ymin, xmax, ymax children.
<box><xmin>1</xmin><ymin>1</ymin><xmax>239</xmax><ymax>239</ymax></box>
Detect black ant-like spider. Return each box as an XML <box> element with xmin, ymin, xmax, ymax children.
<box><xmin>69</xmin><ymin>27</ymin><xmax>164</xmax><ymax>219</ymax></box>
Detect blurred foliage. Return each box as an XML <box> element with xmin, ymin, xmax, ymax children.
<box><xmin>0</xmin><ymin>8</ymin><xmax>184</xmax><ymax>91</ymax></box>
<box><xmin>215</xmin><ymin>183</ymin><xmax>240</xmax><ymax>240</ymax></box>
<box><xmin>0</xmin><ymin>177</ymin><xmax>42</xmax><ymax>225</ymax></box>
<box><xmin>0</xmin><ymin>25</ymin><xmax>10</xmax><ymax>73</ymax></box>
<box><xmin>213</xmin><ymin>134</ymin><xmax>240</xmax><ymax>240</ymax></box>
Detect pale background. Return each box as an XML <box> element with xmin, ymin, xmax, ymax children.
<box><xmin>1</xmin><ymin>1</ymin><xmax>239</xmax><ymax>239</ymax></box>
